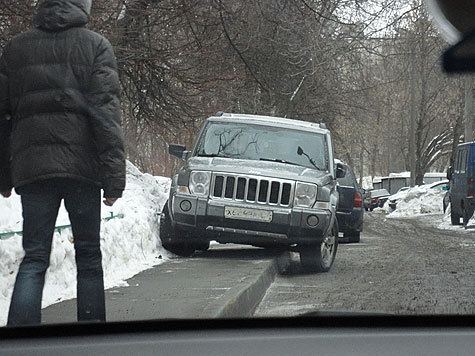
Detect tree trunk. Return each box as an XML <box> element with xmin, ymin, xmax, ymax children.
<box><xmin>409</xmin><ymin>45</ymin><xmax>417</xmax><ymax>187</ymax></box>
<box><xmin>358</xmin><ymin>142</ymin><xmax>364</xmax><ymax>188</ymax></box>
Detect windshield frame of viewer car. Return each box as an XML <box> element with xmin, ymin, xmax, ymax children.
<box><xmin>1</xmin><ymin>0</ymin><xmax>475</xmax><ymax>355</ymax></box>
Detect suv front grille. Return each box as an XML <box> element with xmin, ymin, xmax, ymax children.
<box><xmin>211</xmin><ymin>174</ymin><xmax>294</xmax><ymax>206</ymax></box>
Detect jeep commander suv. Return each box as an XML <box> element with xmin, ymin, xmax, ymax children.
<box><xmin>160</xmin><ymin>113</ymin><xmax>345</xmax><ymax>272</ymax></box>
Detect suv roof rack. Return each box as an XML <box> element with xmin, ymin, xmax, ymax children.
<box><xmin>212</xmin><ymin>112</ymin><xmax>328</xmax><ymax>130</ymax></box>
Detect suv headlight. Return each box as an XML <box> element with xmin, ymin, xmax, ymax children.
<box><xmin>294</xmin><ymin>182</ymin><xmax>318</xmax><ymax>207</ymax></box>
<box><xmin>189</xmin><ymin>171</ymin><xmax>211</xmax><ymax>196</ymax></box>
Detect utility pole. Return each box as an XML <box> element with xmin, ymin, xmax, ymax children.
<box><xmin>464</xmin><ymin>76</ymin><xmax>473</xmax><ymax>142</ymax></box>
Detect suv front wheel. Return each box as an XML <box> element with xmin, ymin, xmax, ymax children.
<box><xmin>159</xmin><ymin>203</ymin><xmax>196</xmax><ymax>257</ymax></box>
<box><xmin>299</xmin><ymin>223</ymin><xmax>338</xmax><ymax>272</ymax></box>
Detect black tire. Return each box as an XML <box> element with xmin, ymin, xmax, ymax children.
<box><xmin>159</xmin><ymin>203</ymin><xmax>196</xmax><ymax>257</ymax></box>
<box><xmin>462</xmin><ymin>204</ymin><xmax>474</xmax><ymax>227</ymax></box>
<box><xmin>344</xmin><ymin>231</ymin><xmax>360</xmax><ymax>243</ymax></box>
<box><xmin>299</xmin><ymin>223</ymin><xmax>338</xmax><ymax>273</ymax></box>
<box><xmin>196</xmin><ymin>241</ymin><xmax>210</xmax><ymax>251</ymax></box>
<box><xmin>451</xmin><ymin>206</ymin><xmax>462</xmax><ymax>225</ymax></box>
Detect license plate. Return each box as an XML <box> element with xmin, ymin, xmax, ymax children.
<box><xmin>224</xmin><ymin>206</ymin><xmax>273</xmax><ymax>222</ymax></box>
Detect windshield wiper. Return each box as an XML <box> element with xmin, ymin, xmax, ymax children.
<box><xmin>197</xmin><ymin>153</ymin><xmax>230</xmax><ymax>158</ymax></box>
<box><xmin>260</xmin><ymin>157</ymin><xmax>300</xmax><ymax>166</ymax></box>
<box><xmin>297</xmin><ymin>146</ymin><xmax>323</xmax><ymax>170</ymax></box>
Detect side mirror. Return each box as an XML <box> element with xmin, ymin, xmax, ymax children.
<box><xmin>447</xmin><ymin>166</ymin><xmax>453</xmax><ymax>180</ymax></box>
<box><xmin>335</xmin><ymin>162</ymin><xmax>347</xmax><ymax>179</ymax></box>
<box><xmin>169</xmin><ymin>143</ymin><xmax>187</xmax><ymax>159</ymax></box>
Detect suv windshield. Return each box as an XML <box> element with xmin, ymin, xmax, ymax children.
<box><xmin>195</xmin><ymin>121</ymin><xmax>328</xmax><ymax>171</ymax></box>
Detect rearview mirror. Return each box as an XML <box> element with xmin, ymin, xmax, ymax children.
<box><xmin>168</xmin><ymin>143</ymin><xmax>187</xmax><ymax>159</ymax></box>
<box><xmin>335</xmin><ymin>162</ymin><xmax>347</xmax><ymax>179</ymax></box>
<box><xmin>425</xmin><ymin>0</ymin><xmax>475</xmax><ymax>72</ymax></box>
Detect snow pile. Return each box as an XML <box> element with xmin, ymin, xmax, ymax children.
<box><xmin>0</xmin><ymin>161</ymin><xmax>170</xmax><ymax>326</ymax></box>
<box><xmin>385</xmin><ymin>184</ymin><xmax>445</xmax><ymax>218</ymax></box>
<box><xmin>360</xmin><ymin>176</ymin><xmax>374</xmax><ymax>190</ymax></box>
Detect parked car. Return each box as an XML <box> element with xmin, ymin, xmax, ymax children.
<box><xmin>425</xmin><ymin>180</ymin><xmax>450</xmax><ymax>213</ymax></box>
<box><xmin>388</xmin><ymin>187</ymin><xmax>410</xmax><ymax>210</ymax></box>
<box><xmin>429</xmin><ymin>180</ymin><xmax>449</xmax><ymax>191</ymax></box>
<box><xmin>364</xmin><ymin>189</ymin><xmax>390</xmax><ymax>211</ymax></box>
<box><xmin>336</xmin><ymin>163</ymin><xmax>364</xmax><ymax>243</ymax></box>
<box><xmin>161</xmin><ymin>112</ymin><xmax>346</xmax><ymax>272</ymax></box>
<box><xmin>447</xmin><ymin>142</ymin><xmax>475</xmax><ymax>226</ymax></box>
<box><xmin>377</xmin><ymin>195</ymin><xmax>390</xmax><ymax>208</ymax></box>
<box><xmin>362</xmin><ymin>189</ymin><xmax>373</xmax><ymax>209</ymax></box>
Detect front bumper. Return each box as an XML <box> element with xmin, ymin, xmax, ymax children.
<box><xmin>171</xmin><ymin>194</ymin><xmax>332</xmax><ymax>245</ymax></box>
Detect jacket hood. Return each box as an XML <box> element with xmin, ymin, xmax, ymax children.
<box><xmin>34</xmin><ymin>0</ymin><xmax>92</xmax><ymax>31</ymax></box>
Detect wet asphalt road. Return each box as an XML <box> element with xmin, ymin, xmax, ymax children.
<box><xmin>254</xmin><ymin>212</ymin><xmax>475</xmax><ymax>316</ymax></box>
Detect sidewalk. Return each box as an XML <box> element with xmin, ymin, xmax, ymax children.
<box><xmin>42</xmin><ymin>246</ymin><xmax>289</xmax><ymax>323</ymax></box>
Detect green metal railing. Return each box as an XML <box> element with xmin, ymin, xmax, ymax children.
<box><xmin>0</xmin><ymin>212</ymin><xmax>124</xmax><ymax>241</ymax></box>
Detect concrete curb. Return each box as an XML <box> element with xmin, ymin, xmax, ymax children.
<box><xmin>209</xmin><ymin>251</ymin><xmax>291</xmax><ymax>318</ymax></box>
<box><xmin>42</xmin><ymin>248</ymin><xmax>292</xmax><ymax>323</ymax></box>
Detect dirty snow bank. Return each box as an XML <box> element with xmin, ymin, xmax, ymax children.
<box><xmin>0</xmin><ymin>161</ymin><xmax>170</xmax><ymax>326</ymax></box>
<box><xmin>385</xmin><ymin>184</ymin><xmax>445</xmax><ymax>218</ymax></box>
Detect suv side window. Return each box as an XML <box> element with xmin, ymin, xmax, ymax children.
<box><xmin>461</xmin><ymin>149</ymin><xmax>468</xmax><ymax>174</ymax></box>
<box><xmin>337</xmin><ymin>166</ymin><xmax>357</xmax><ymax>188</ymax></box>
<box><xmin>455</xmin><ymin>149</ymin><xmax>467</xmax><ymax>174</ymax></box>
<box><xmin>455</xmin><ymin>150</ymin><xmax>460</xmax><ymax>173</ymax></box>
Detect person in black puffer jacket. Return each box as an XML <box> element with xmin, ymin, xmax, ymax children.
<box><xmin>0</xmin><ymin>0</ymin><xmax>125</xmax><ymax>325</ymax></box>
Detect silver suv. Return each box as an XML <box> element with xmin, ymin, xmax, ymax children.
<box><xmin>160</xmin><ymin>113</ymin><xmax>345</xmax><ymax>272</ymax></box>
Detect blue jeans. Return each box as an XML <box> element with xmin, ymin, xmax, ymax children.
<box><xmin>7</xmin><ymin>178</ymin><xmax>105</xmax><ymax>325</ymax></box>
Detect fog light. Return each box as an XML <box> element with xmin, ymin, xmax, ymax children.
<box><xmin>180</xmin><ymin>200</ymin><xmax>192</xmax><ymax>212</ymax></box>
<box><xmin>307</xmin><ymin>215</ymin><xmax>319</xmax><ymax>227</ymax></box>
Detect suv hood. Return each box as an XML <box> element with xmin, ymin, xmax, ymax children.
<box><xmin>187</xmin><ymin>157</ymin><xmax>332</xmax><ymax>185</ymax></box>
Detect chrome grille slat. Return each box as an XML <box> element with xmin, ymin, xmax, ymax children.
<box><xmin>233</xmin><ymin>177</ymin><xmax>237</xmax><ymax>199</ymax></box>
<box><xmin>220</xmin><ymin>176</ymin><xmax>225</xmax><ymax>197</ymax></box>
<box><xmin>277</xmin><ymin>183</ymin><xmax>283</xmax><ymax>205</ymax></box>
<box><xmin>211</xmin><ymin>173</ymin><xmax>294</xmax><ymax>207</ymax></box>
<box><xmin>256</xmin><ymin>180</ymin><xmax>262</xmax><ymax>203</ymax></box>
<box><xmin>244</xmin><ymin>178</ymin><xmax>249</xmax><ymax>202</ymax></box>
<box><xmin>266</xmin><ymin>182</ymin><xmax>272</xmax><ymax>204</ymax></box>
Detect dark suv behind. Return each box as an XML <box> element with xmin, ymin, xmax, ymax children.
<box><xmin>336</xmin><ymin>162</ymin><xmax>364</xmax><ymax>243</ymax></box>
<box><xmin>448</xmin><ymin>142</ymin><xmax>475</xmax><ymax>226</ymax></box>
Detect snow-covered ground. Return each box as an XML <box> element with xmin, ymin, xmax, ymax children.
<box><xmin>0</xmin><ymin>161</ymin><xmax>170</xmax><ymax>326</ymax></box>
